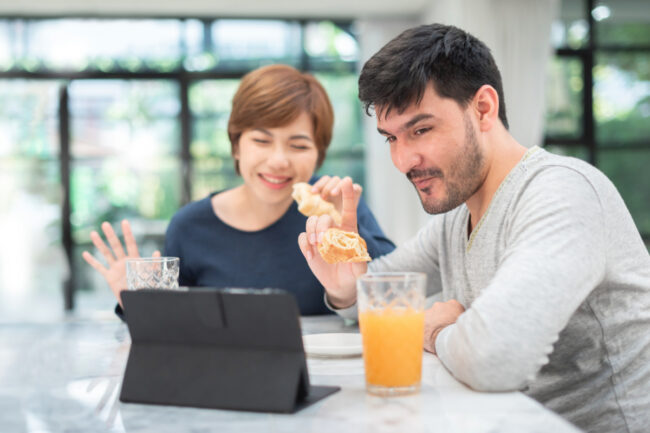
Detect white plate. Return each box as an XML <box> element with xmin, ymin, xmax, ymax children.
<box><xmin>302</xmin><ymin>333</ymin><xmax>363</xmax><ymax>358</ymax></box>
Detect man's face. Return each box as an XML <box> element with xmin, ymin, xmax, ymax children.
<box><xmin>376</xmin><ymin>85</ymin><xmax>487</xmax><ymax>214</ymax></box>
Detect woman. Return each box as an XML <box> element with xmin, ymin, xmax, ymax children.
<box><xmin>83</xmin><ymin>64</ymin><xmax>395</xmax><ymax>316</ymax></box>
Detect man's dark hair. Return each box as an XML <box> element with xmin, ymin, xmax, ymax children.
<box><xmin>358</xmin><ymin>23</ymin><xmax>509</xmax><ymax>129</ymax></box>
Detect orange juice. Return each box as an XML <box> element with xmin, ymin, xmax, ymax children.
<box><xmin>358</xmin><ymin>307</ymin><xmax>425</xmax><ymax>389</ymax></box>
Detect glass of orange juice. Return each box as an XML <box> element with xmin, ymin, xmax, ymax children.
<box><xmin>357</xmin><ymin>272</ymin><xmax>426</xmax><ymax>396</ymax></box>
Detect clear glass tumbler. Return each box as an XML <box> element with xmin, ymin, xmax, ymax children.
<box><xmin>125</xmin><ymin>257</ymin><xmax>180</xmax><ymax>291</ymax></box>
<box><xmin>357</xmin><ymin>272</ymin><xmax>426</xmax><ymax>396</ymax></box>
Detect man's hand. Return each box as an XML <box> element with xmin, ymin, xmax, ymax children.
<box><xmin>298</xmin><ymin>177</ymin><xmax>367</xmax><ymax>308</ymax></box>
<box><xmin>423</xmin><ymin>299</ymin><xmax>465</xmax><ymax>354</ymax></box>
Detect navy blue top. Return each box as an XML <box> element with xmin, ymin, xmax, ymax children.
<box><xmin>116</xmin><ymin>186</ymin><xmax>395</xmax><ymax>317</ymax></box>
<box><xmin>162</xmin><ymin>193</ymin><xmax>395</xmax><ymax>315</ymax></box>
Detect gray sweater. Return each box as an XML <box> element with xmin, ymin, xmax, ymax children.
<box><xmin>334</xmin><ymin>147</ymin><xmax>650</xmax><ymax>432</ymax></box>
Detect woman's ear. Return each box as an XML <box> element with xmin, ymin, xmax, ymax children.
<box><xmin>472</xmin><ymin>84</ymin><xmax>500</xmax><ymax>132</ymax></box>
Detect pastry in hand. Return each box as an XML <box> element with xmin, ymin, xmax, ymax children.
<box><xmin>317</xmin><ymin>228</ymin><xmax>371</xmax><ymax>264</ymax></box>
<box><xmin>292</xmin><ymin>182</ymin><xmax>342</xmax><ymax>225</ymax></box>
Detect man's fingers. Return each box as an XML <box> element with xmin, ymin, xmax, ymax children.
<box><xmin>353</xmin><ymin>184</ymin><xmax>363</xmax><ymax>203</ymax></box>
<box><xmin>90</xmin><ymin>230</ymin><xmax>116</xmax><ymax>264</ymax></box>
<box><xmin>152</xmin><ymin>250</ymin><xmax>161</xmax><ymax>258</ymax></box>
<box><xmin>82</xmin><ymin>251</ymin><xmax>108</xmax><ymax>276</ymax></box>
<box><xmin>298</xmin><ymin>232</ymin><xmax>313</xmax><ymax>261</ymax></box>
<box><xmin>101</xmin><ymin>222</ymin><xmax>126</xmax><ymax>259</ymax></box>
<box><xmin>315</xmin><ymin>215</ymin><xmax>333</xmax><ymax>243</ymax></box>
<box><xmin>306</xmin><ymin>215</ymin><xmax>319</xmax><ymax>245</ymax></box>
<box><xmin>122</xmin><ymin>220</ymin><xmax>140</xmax><ymax>258</ymax></box>
<box><xmin>339</xmin><ymin>177</ymin><xmax>358</xmax><ymax>232</ymax></box>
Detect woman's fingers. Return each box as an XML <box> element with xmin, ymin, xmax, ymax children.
<box><xmin>152</xmin><ymin>250</ymin><xmax>161</xmax><ymax>258</ymax></box>
<box><xmin>101</xmin><ymin>222</ymin><xmax>127</xmax><ymax>259</ymax></box>
<box><xmin>90</xmin><ymin>230</ymin><xmax>116</xmax><ymax>264</ymax></box>
<box><xmin>311</xmin><ymin>176</ymin><xmax>331</xmax><ymax>192</ymax></box>
<box><xmin>82</xmin><ymin>251</ymin><xmax>108</xmax><ymax>276</ymax></box>
<box><xmin>320</xmin><ymin>176</ymin><xmax>341</xmax><ymax>199</ymax></box>
<box><xmin>122</xmin><ymin>220</ymin><xmax>140</xmax><ymax>258</ymax></box>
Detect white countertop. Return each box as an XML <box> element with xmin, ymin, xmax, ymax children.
<box><xmin>1</xmin><ymin>314</ymin><xmax>582</xmax><ymax>433</ymax></box>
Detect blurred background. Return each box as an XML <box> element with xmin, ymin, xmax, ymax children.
<box><xmin>0</xmin><ymin>0</ymin><xmax>647</xmax><ymax>321</ymax></box>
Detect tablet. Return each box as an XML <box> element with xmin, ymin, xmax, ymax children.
<box><xmin>120</xmin><ymin>288</ymin><xmax>339</xmax><ymax>413</ymax></box>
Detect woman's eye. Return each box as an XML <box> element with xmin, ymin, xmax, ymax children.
<box><xmin>253</xmin><ymin>138</ymin><xmax>271</xmax><ymax>144</ymax></box>
<box><xmin>290</xmin><ymin>144</ymin><xmax>311</xmax><ymax>150</ymax></box>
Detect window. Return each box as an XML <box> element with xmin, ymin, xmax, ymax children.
<box><xmin>544</xmin><ymin>0</ymin><xmax>650</xmax><ymax>249</ymax></box>
<box><xmin>0</xmin><ymin>18</ymin><xmax>361</xmax><ymax>311</ymax></box>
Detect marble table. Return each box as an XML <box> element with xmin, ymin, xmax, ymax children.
<box><xmin>0</xmin><ymin>314</ymin><xmax>581</xmax><ymax>433</ymax></box>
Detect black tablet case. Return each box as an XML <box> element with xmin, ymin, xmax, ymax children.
<box><xmin>119</xmin><ymin>288</ymin><xmax>339</xmax><ymax>413</ymax></box>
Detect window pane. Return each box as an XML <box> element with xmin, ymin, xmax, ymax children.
<box><xmin>544</xmin><ymin>57</ymin><xmax>584</xmax><ymax>139</ymax></box>
<box><xmin>191</xmin><ymin>158</ymin><xmax>240</xmax><ymax>201</ymax></box>
<box><xmin>189</xmin><ymin>79</ymin><xmax>240</xmax><ymax>200</ymax></box>
<box><xmin>0</xmin><ymin>159</ymin><xmax>64</xmax><ymax>319</ymax></box>
<box><xmin>552</xmin><ymin>0</ymin><xmax>589</xmax><ymax>49</ymax></box>
<box><xmin>0</xmin><ymin>20</ymin><xmax>12</xmax><ymax>69</ymax></box>
<box><xmin>594</xmin><ymin>52</ymin><xmax>650</xmax><ymax>145</ymax></box>
<box><xmin>305</xmin><ymin>21</ymin><xmax>358</xmax><ymax>69</ymax></box>
<box><xmin>69</xmin><ymin>80</ymin><xmax>182</xmax><ymax>298</ymax></box>
<box><xmin>543</xmin><ymin>144</ymin><xmax>590</xmax><ymax>161</ymax></box>
<box><xmin>211</xmin><ymin>20</ymin><xmax>302</xmax><ymax>70</ymax></box>
<box><xmin>315</xmin><ymin>73</ymin><xmax>365</xmax><ymax>154</ymax></box>
<box><xmin>595</xmin><ymin>0</ymin><xmax>650</xmax><ymax>46</ymax></box>
<box><xmin>19</xmin><ymin>19</ymin><xmax>184</xmax><ymax>71</ymax></box>
<box><xmin>69</xmin><ymin>80</ymin><xmax>180</xmax><ymax>157</ymax></box>
<box><xmin>189</xmin><ymin>79</ymin><xmax>239</xmax><ymax>159</ymax></box>
<box><xmin>598</xmin><ymin>148</ymin><xmax>650</xmax><ymax>235</ymax></box>
<box><xmin>0</xmin><ymin>80</ymin><xmax>60</xmax><ymax>158</ymax></box>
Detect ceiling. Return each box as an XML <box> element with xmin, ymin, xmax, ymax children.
<box><xmin>0</xmin><ymin>0</ymin><xmax>429</xmax><ymax>19</ymax></box>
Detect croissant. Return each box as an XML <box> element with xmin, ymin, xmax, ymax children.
<box><xmin>317</xmin><ymin>228</ymin><xmax>371</xmax><ymax>264</ymax></box>
<box><xmin>292</xmin><ymin>182</ymin><xmax>342</xmax><ymax>225</ymax></box>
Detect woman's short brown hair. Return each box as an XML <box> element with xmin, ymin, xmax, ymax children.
<box><xmin>227</xmin><ymin>64</ymin><xmax>334</xmax><ymax>174</ymax></box>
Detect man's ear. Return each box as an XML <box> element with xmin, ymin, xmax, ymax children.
<box><xmin>472</xmin><ymin>85</ymin><xmax>500</xmax><ymax>132</ymax></box>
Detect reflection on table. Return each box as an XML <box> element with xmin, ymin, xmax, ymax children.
<box><xmin>1</xmin><ymin>314</ymin><xmax>581</xmax><ymax>433</ymax></box>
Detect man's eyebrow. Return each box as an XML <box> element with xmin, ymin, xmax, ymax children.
<box><xmin>377</xmin><ymin>113</ymin><xmax>435</xmax><ymax>136</ymax></box>
<box><xmin>404</xmin><ymin>113</ymin><xmax>435</xmax><ymax>129</ymax></box>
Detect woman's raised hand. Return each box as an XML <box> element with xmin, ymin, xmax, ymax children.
<box><xmin>82</xmin><ymin>220</ymin><xmax>160</xmax><ymax>306</ymax></box>
<box><xmin>310</xmin><ymin>175</ymin><xmax>363</xmax><ymax>222</ymax></box>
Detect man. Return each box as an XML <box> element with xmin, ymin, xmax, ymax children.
<box><xmin>298</xmin><ymin>23</ymin><xmax>650</xmax><ymax>433</ymax></box>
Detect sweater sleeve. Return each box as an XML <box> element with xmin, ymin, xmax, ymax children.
<box><xmin>435</xmin><ymin>167</ymin><xmax>607</xmax><ymax>392</ymax></box>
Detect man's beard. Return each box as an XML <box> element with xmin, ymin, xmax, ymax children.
<box><xmin>407</xmin><ymin>115</ymin><xmax>485</xmax><ymax>215</ymax></box>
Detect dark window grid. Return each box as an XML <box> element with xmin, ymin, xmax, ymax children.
<box><xmin>543</xmin><ymin>0</ymin><xmax>650</xmax><ymax>244</ymax></box>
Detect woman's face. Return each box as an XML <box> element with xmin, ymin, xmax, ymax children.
<box><xmin>235</xmin><ymin>111</ymin><xmax>319</xmax><ymax>207</ymax></box>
